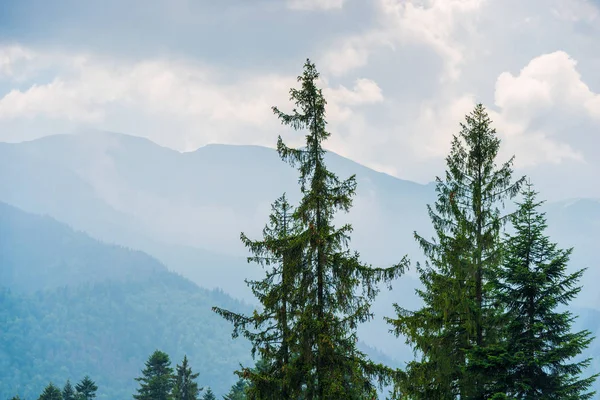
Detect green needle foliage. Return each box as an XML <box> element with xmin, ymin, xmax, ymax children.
<box><xmin>273</xmin><ymin>59</ymin><xmax>407</xmax><ymax>399</ymax></box>
<box><xmin>223</xmin><ymin>379</ymin><xmax>248</xmax><ymax>400</ymax></box>
<box><xmin>495</xmin><ymin>182</ymin><xmax>598</xmax><ymax>399</ymax></box>
<box><xmin>75</xmin><ymin>376</ymin><xmax>97</xmax><ymax>400</ymax></box>
<box><xmin>38</xmin><ymin>383</ymin><xmax>63</xmax><ymax>400</ymax></box>
<box><xmin>201</xmin><ymin>387</ymin><xmax>216</xmax><ymax>400</ymax></box>
<box><xmin>387</xmin><ymin>104</ymin><xmax>524</xmax><ymax>399</ymax></box>
<box><xmin>213</xmin><ymin>193</ymin><xmax>303</xmax><ymax>399</ymax></box>
<box><xmin>173</xmin><ymin>355</ymin><xmax>203</xmax><ymax>400</ymax></box>
<box><xmin>62</xmin><ymin>380</ymin><xmax>76</xmax><ymax>400</ymax></box>
<box><xmin>133</xmin><ymin>350</ymin><xmax>175</xmax><ymax>400</ymax></box>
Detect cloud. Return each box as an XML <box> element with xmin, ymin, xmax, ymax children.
<box><xmin>320</xmin><ymin>0</ymin><xmax>485</xmax><ymax>80</ymax></box>
<box><xmin>489</xmin><ymin>51</ymin><xmax>600</xmax><ymax>167</ymax></box>
<box><xmin>0</xmin><ymin>45</ymin><xmax>36</xmax><ymax>80</ymax></box>
<box><xmin>408</xmin><ymin>94</ymin><xmax>477</xmax><ymax>159</ymax></box>
<box><xmin>2</xmin><ymin>0</ymin><xmax>600</xmax><ymax>200</ymax></box>
<box><xmin>0</xmin><ymin>45</ymin><xmax>388</xmax><ymax>154</ymax></box>
<box><xmin>323</xmin><ymin>78</ymin><xmax>384</xmax><ymax>122</ymax></box>
<box><xmin>287</xmin><ymin>0</ymin><xmax>346</xmax><ymax>10</ymax></box>
<box><xmin>495</xmin><ymin>51</ymin><xmax>600</xmax><ymax>122</ymax></box>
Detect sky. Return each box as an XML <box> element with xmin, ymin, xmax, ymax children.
<box><xmin>1</xmin><ymin>0</ymin><xmax>599</xmax><ymax>200</ymax></box>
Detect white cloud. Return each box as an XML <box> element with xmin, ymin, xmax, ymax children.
<box><xmin>489</xmin><ymin>51</ymin><xmax>600</xmax><ymax>167</ymax></box>
<box><xmin>0</xmin><ymin>45</ymin><xmax>389</xmax><ymax>154</ymax></box>
<box><xmin>0</xmin><ymin>45</ymin><xmax>36</xmax><ymax>80</ymax></box>
<box><xmin>320</xmin><ymin>0</ymin><xmax>485</xmax><ymax>80</ymax></box>
<box><xmin>495</xmin><ymin>51</ymin><xmax>600</xmax><ymax>121</ymax></box>
<box><xmin>407</xmin><ymin>94</ymin><xmax>476</xmax><ymax>159</ymax></box>
<box><xmin>324</xmin><ymin>78</ymin><xmax>384</xmax><ymax>122</ymax></box>
<box><xmin>287</xmin><ymin>0</ymin><xmax>346</xmax><ymax>11</ymax></box>
<box><xmin>378</xmin><ymin>0</ymin><xmax>484</xmax><ymax>81</ymax></box>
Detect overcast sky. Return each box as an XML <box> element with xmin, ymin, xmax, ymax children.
<box><xmin>1</xmin><ymin>0</ymin><xmax>599</xmax><ymax>200</ymax></box>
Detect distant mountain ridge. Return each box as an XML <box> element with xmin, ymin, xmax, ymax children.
<box><xmin>0</xmin><ymin>201</ymin><xmax>166</xmax><ymax>293</ymax></box>
<box><xmin>1</xmin><ymin>130</ymin><xmax>599</xmax><ymax>358</ymax></box>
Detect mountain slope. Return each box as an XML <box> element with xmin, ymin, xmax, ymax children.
<box><xmin>0</xmin><ymin>202</ymin><xmax>165</xmax><ymax>293</ymax></box>
<box><xmin>0</xmin><ymin>203</ymin><xmax>401</xmax><ymax>399</ymax></box>
<box><xmin>0</xmin><ymin>203</ymin><xmax>254</xmax><ymax>398</ymax></box>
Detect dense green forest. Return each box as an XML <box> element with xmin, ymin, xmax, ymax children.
<box><xmin>0</xmin><ymin>275</ymin><xmax>253</xmax><ymax>398</ymax></box>
<box><xmin>2</xmin><ymin>59</ymin><xmax>598</xmax><ymax>399</ymax></box>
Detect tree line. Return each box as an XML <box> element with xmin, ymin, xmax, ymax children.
<box><xmin>212</xmin><ymin>59</ymin><xmax>599</xmax><ymax>399</ymax></box>
<box><xmin>17</xmin><ymin>351</ymin><xmax>246</xmax><ymax>400</ymax></box>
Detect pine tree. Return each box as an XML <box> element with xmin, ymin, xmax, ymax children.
<box><xmin>201</xmin><ymin>387</ymin><xmax>216</xmax><ymax>400</ymax></box>
<box><xmin>134</xmin><ymin>350</ymin><xmax>175</xmax><ymax>400</ymax></box>
<box><xmin>173</xmin><ymin>355</ymin><xmax>202</xmax><ymax>400</ymax></box>
<box><xmin>273</xmin><ymin>59</ymin><xmax>407</xmax><ymax>398</ymax></box>
<box><xmin>213</xmin><ymin>194</ymin><xmax>303</xmax><ymax>399</ymax></box>
<box><xmin>10</xmin><ymin>396</ymin><xmax>22</xmax><ymax>400</ymax></box>
<box><xmin>38</xmin><ymin>383</ymin><xmax>63</xmax><ymax>400</ymax></box>
<box><xmin>62</xmin><ymin>380</ymin><xmax>76</xmax><ymax>400</ymax></box>
<box><xmin>74</xmin><ymin>376</ymin><xmax>97</xmax><ymax>400</ymax></box>
<box><xmin>387</xmin><ymin>103</ymin><xmax>524</xmax><ymax>399</ymax></box>
<box><xmin>495</xmin><ymin>182</ymin><xmax>598</xmax><ymax>399</ymax></box>
<box><xmin>223</xmin><ymin>379</ymin><xmax>247</xmax><ymax>400</ymax></box>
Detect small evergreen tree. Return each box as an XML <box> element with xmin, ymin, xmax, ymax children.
<box><xmin>62</xmin><ymin>380</ymin><xmax>76</xmax><ymax>400</ymax></box>
<box><xmin>74</xmin><ymin>376</ymin><xmax>97</xmax><ymax>400</ymax></box>
<box><xmin>10</xmin><ymin>396</ymin><xmax>22</xmax><ymax>400</ymax></box>
<box><xmin>38</xmin><ymin>383</ymin><xmax>63</xmax><ymax>400</ymax></box>
<box><xmin>222</xmin><ymin>379</ymin><xmax>247</xmax><ymax>400</ymax></box>
<box><xmin>496</xmin><ymin>182</ymin><xmax>598</xmax><ymax>399</ymax></box>
<box><xmin>201</xmin><ymin>387</ymin><xmax>216</xmax><ymax>400</ymax></box>
<box><xmin>134</xmin><ymin>350</ymin><xmax>175</xmax><ymax>400</ymax></box>
<box><xmin>173</xmin><ymin>355</ymin><xmax>202</xmax><ymax>400</ymax></box>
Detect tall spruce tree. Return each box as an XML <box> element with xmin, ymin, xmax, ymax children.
<box><xmin>173</xmin><ymin>355</ymin><xmax>202</xmax><ymax>400</ymax></box>
<box><xmin>495</xmin><ymin>182</ymin><xmax>598</xmax><ymax>399</ymax></box>
<box><xmin>387</xmin><ymin>103</ymin><xmax>524</xmax><ymax>399</ymax></box>
<box><xmin>62</xmin><ymin>380</ymin><xmax>76</xmax><ymax>400</ymax></box>
<box><xmin>213</xmin><ymin>194</ymin><xmax>303</xmax><ymax>399</ymax></box>
<box><xmin>134</xmin><ymin>350</ymin><xmax>175</xmax><ymax>400</ymax></box>
<box><xmin>74</xmin><ymin>376</ymin><xmax>97</xmax><ymax>400</ymax></box>
<box><xmin>273</xmin><ymin>59</ymin><xmax>406</xmax><ymax>399</ymax></box>
<box><xmin>38</xmin><ymin>383</ymin><xmax>63</xmax><ymax>400</ymax></box>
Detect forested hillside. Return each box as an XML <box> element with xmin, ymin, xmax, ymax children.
<box><xmin>0</xmin><ymin>201</ymin><xmax>397</xmax><ymax>399</ymax></box>
<box><xmin>0</xmin><ymin>202</ymin><xmax>253</xmax><ymax>398</ymax></box>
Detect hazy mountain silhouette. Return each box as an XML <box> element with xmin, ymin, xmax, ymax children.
<box><xmin>1</xmin><ymin>130</ymin><xmax>598</xmax><ymax>359</ymax></box>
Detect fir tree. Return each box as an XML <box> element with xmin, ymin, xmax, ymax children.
<box><xmin>74</xmin><ymin>376</ymin><xmax>97</xmax><ymax>400</ymax></box>
<box><xmin>495</xmin><ymin>182</ymin><xmax>598</xmax><ymax>399</ymax></box>
<box><xmin>223</xmin><ymin>379</ymin><xmax>247</xmax><ymax>400</ymax></box>
<box><xmin>387</xmin><ymin>103</ymin><xmax>524</xmax><ymax>399</ymax></box>
<box><xmin>273</xmin><ymin>59</ymin><xmax>406</xmax><ymax>398</ymax></box>
<box><xmin>213</xmin><ymin>194</ymin><xmax>303</xmax><ymax>399</ymax></box>
<box><xmin>201</xmin><ymin>388</ymin><xmax>216</xmax><ymax>400</ymax></box>
<box><xmin>62</xmin><ymin>380</ymin><xmax>76</xmax><ymax>400</ymax></box>
<box><xmin>134</xmin><ymin>350</ymin><xmax>175</xmax><ymax>400</ymax></box>
<box><xmin>10</xmin><ymin>396</ymin><xmax>22</xmax><ymax>400</ymax></box>
<box><xmin>173</xmin><ymin>355</ymin><xmax>202</xmax><ymax>400</ymax></box>
<box><xmin>38</xmin><ymin>383</ymin><xmax>63</xmax><ymax>400</ymax></box>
